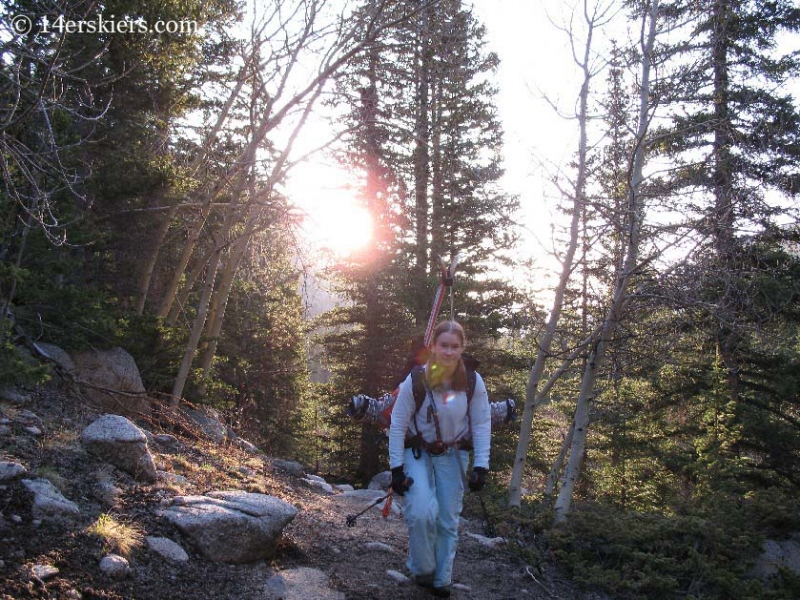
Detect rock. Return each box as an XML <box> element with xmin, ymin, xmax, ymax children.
<box><xmin>364</xmin><ymin>542</ymin><xmax>398</xmax><ymax>554</ymax></box>
<box><xmin>269</xmin><ymin>458</ymin><xmax>306</xmax><ymax>477</ymax></box>
<box><xmin>31</xmin><ymin>564</ymin><xmax>59</xmax><ymax>580</ymax></box>
<box><xmin>141</xmin><ymin>428</ymin><xmax>156</xmax><ymax>447</ymax></box>
<box><xmin>750</xmin><ymin>537</ymin><xmax>800</xmax><ymax>580</ymax></box>
<box><xmin>99</xmin><ymin>554</ymin><xmax>130</xmax><ymax>579</ymax></box>
<box><xmin>235</xmin><ymin>438</ymin><xmax>260</xmax><ymax>454</ymax></box>
<box><xmin>34</xmin><ymin>342</ymin><xmax>76</xmax><ymax>373</ymax></box>
<box><xmin>238</xmin><ymin>466</ymin><xmax>258</xmax><ymax>478</ymax></box>
<box><xmin>264</xmin><ymin>567</ymin><xmax>344</xmax><ymax>599</ymax></box>
<box><xmin>334</xmin><ymin>484</ymin><xmax>354</xmax><ymax>493</ymax></box>
<box><xmin>466</xmin><ymin>532</ymin><xmax>506</xmax><ymax>549</ymax></box>
<box><xmin>368</xmin><ymin>471</ymin><xmax>391</xmax><ymax>491</ymax></box>
<box><xmin>94</xmin><ymin>481</ymin><xmax>123</xmax><ymax>506</ymax></box>
<box><xmin>154</xmin><ymin>434</ymin><xmax>182</xmax><ymax>451</ymax></box>
<box><xmin>386</xmin><ymin>569</ymin><xmax>410</xmax><ymax>583</ymax></box>
<box><xmin>340</xmin><ymin>489</ymin><xmax>390</xmax><ymax>501</ymax></box>
<box><xmin>72</xmin><ymin>347</ymin><xmax>150</xmax><ymax>417</ymax></box>
<box><xmin>0</xmin><ymin>387</ymin><xmax>31</xmax><ymax>405</ymax></box>
<box><xmin>338</xmin><ymin>489</ymin><xmax>401</xmax><ymax>516</ymax></box>
<box><xmin>157</xmin><ymin>471</ymin><xmax>189</xmax><ymax>487</ymax></box>
<box><xmin>303</xmin><ymin>478</ymin><xmax>334</xmax><ymax>494</ymax></box>
<box><xmin>24</xmin><ymin>426</ymin><xmax>42</xmax><ymax>436</ymax></box>
<box><xmin>162</xmin><ymin>490</ymin><xmax>298</xmax><ymax>563</ymax></box>
<box><xmin>21</xmin><ymin>478</ymin><xmax>80</xmax><ymax>522</ymax></box>
<box><xmin>179</xmin><ymin>406</ymin><xmax>227</xmax><ymax>443</ymax></box>
<box><xmin>81</xmin><ymin>415</ymin><xmax>156</xmax><ymax>482</ymax></box>
<box><xmin>14</xmin><ymin>409</ymin><xmax>43</xmax><ymax>428</ymax></box>
<box><xmin>0</xmin><ymin>461</ymin><xmax>26</xmax><ymax>481</ymax></box>
<box><xmin>146</xmin><ymin>536</ymin><xmax>189</xmax><ymax>562</ymax></box>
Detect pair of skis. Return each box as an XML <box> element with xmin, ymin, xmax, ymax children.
<box><xmin>347</xmin><ymin>254</ymin><xmax>461</xmax><ymax>428</ymax></box>
<box><xmin>424</xmin><ymin>254</ymin><xmax>461</xmax><ymax>345</ymax></box>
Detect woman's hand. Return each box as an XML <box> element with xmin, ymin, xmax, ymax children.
<box><xmin>391</xmin><ymin>466</ymin><xmax>413</xmax><ymax>495</ymax></box>
<box><xmin>468</xmin><ymin>467</ymin><xmax>487</xmax><ymax>491</ymax></box>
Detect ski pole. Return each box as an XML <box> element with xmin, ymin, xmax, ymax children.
<box><xmin>478</xmin><ymin>492</ymin><xmax>497</xmax><ymax>538</ymax></box>
<box><xmin>345</xmin><ymin>492</ymin><xmax>391</xmax><ymax>527</ymax></box>
<box><xmin>345</xmin><ymin>478</ymin><xmax>413</xmax><ymax>527</ymax></box>
<box><xmin>455</xmin><ymin>452</ymin><xmax>496</xmax><ymax>537</ymax></box>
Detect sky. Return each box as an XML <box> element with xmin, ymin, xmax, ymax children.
<box><xmin>285</xmin><ymin>0</ymin><xmax>795</xmax><ymax>309</ymax></box>
<box><xmin>287</xmin><ymin>0</ymin><xmax>604</xmax><ymax>270</ymax></box>
<box><xmin>283</xmin><ymin>0</ymin><xmax>635</xmax><ymax>315</ymax></box>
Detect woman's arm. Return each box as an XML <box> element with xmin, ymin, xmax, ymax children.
<box><xmin>388</xmin><ymin>373</ymin><xmax>415</xmax><ymax>469</ymax></box>
<box><xmin>470</xmin><ymin>373</ymin><xmax>491</xmax><ymax>469</ymax></box>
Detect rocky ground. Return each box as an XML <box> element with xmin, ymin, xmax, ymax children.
<box><xmin>0</xmin><ymin>384</ymin><xmax>589</xmax><ymax>599</ymax></box>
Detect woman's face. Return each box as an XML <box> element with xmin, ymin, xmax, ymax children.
<box><xmin>431</xmin><ymin>331</ymin><xmax>464</xmax><ymax>373</ymax></box>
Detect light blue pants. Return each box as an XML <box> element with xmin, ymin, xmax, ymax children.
<box><xmin>401</xmin><ymin>447</ymin><xmax>469</xmax><ymax>588</ymax></box>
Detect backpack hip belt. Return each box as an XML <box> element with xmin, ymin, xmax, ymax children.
<box><xmin>404</xmin><ymin>436</ymin><xmax>473</xmax><ymax>455</ymax></box>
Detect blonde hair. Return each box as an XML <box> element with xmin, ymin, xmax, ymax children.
<box><xmin>427</xmin><ymin>320</ymin><xmax>468</xmax><ymax>390</ymax></box>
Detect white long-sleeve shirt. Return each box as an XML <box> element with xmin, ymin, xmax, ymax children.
<box><xmin>388</xmin><ymin>367</ymin><xmax>491</xmax><ymax>470</ymax></box>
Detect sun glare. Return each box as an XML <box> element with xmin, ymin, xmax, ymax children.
<box><xmin>288</xmin><ymin>162</ymin><xmax>372</xmax><ymax>257</ymax></box>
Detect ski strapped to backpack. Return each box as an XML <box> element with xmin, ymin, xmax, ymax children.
<box><xmin>346</xmin><ymin>253</ymin><xmax>517</xmax><ymax>431</ymax></box>
<box><xmin>348</xmin><ymin>353</ymin><xmax>517</xmax><ymax>432</ymax></box>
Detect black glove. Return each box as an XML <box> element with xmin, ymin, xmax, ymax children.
<box><xmin>391</xmin><ymin>466</ymin><xmax>411</xmax><ymax>496</ymax></box>
<box><xmin>468</xmin><ymin>467</ymin><xmax>487</xmax><ymax>492</ymax></box>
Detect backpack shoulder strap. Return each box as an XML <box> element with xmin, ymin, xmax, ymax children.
<box><xmin>466</xmin><ymin>368</ymin><xmax>476</xmax><ymax>404</ymax></box>
<box><xmin>411</xmin><ymin>366</ymin><xmax>427</xmax><ymax>416</ymax></box>
<box><xmin>465</xmin><ymin>367</ymin><xmax>479</xmax><ymax>438</ymax></box>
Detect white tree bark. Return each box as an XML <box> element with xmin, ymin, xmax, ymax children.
<box><xmin>508</xmin><ymin>0</ymin><xmax>610</xmax><ymax>508</ymax></box>
<box><xmin>135</xmin><ymin>64</ymin><xmax>251</xmax><ymax>316</ymax></box>
<box><xmin>164</xmin><ymin>1</ymin><xmax>433</xmax><ymax>402</ymax></box>
<box><xmin>553</xmin><ymin>0</ymin><xmax>661</xmax><ymax>524</ymax></box>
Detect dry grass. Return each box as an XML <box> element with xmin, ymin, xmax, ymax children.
<box><xmin>0</xmin><ymin>402</ymin><xmax>18</xmax><ymax>418</ymax></box>
<box><xmin>37</xmin><ymin>465</ymin><xmax>69</xmax><ymax>492</ymax></box>
<box><xmin>41</xmin><ymin>427</ymin><xmax>80</xmax><ymax>451</ymax></box>
<box><xmin>86</xmin><ymin>513</ymin><xmax>144</xmax><ymax>556</ymax></box>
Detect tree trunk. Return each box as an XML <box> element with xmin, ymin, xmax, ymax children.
<box><xmin>508</xmin><ymin>4</ymin><xmax>596</xmax><ymax>508</ymax></box>
<box><xmin>710</xmin><ymin>0</ymin><xmax>740</xmax><ymax>405</ymax></box>
<box><xmin>545</xmin><ymin>424</ymin><xmax>574</xmax><ymax>500</ymax></box>
<box><xmin>553</xmin><ymin>0</ymin><xmax>660</xmax><ymax>524</ymax></box>
<box><xmin>170</xmin><ymin>242</ymin><xmax>225</xmax><ymax>403</ymax></box>
<box><xmin>136</xmin><ymin>67</ymin><xmax>250</xmax><ymax>316</ymax></box>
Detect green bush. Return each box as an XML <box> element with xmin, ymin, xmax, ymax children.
<box><xmin>0</xmin><ymin>321</ymin><xmax>50</xmax><ymax>387</ymax></box>
<box><xmin>547</xmin><ymin>503</ymin><xmax>766</xmax><ymax>599</ymax></box>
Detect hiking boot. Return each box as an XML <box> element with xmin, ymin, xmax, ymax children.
<box><xmin>430</xmin><ymin>585</ymin><xmax>451</xmax><ymax>597</ymax></box>
<box><xmin>414</xmin><ymin>573</ymin><xmax>434</xmax><ymax>587</ymax></box>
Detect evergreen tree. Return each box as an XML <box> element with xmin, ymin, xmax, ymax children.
<box><xmin>319</xmin><ymin>0</ymin><xmax>519</xmax><ymax>481</ymax></box>
<box><xmin>653</xmin><ymin>0</ymin><xmax>800</xmax><ymax>496</ymax></box>
<box><xmin>216</xmin><ymin>226</ymin><xmax>309</xmax><ymax>456</ymax></box>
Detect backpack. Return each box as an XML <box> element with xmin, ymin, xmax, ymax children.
<box><xmin>409</xmin><ymin>363</ymin><xmax>478</xmax><ymax>425</ymax></box>
<box><xmin>347</xmin><ymin>357</ymin><xmax>516</xmax><ymax>432</ymax></box>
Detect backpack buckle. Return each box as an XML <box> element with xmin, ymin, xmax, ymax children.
<box><xmin>427</xmin><ymin>440</ymin><xmax>446</xmax><ymax>456</ymax></box>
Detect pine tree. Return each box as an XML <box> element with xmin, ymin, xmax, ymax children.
<box><xmin>318</xmin><ymin>0</ymin><xmax>519</xmax><ymax>480</ymax></box>
<box><xmin>653</xmin><ymin>0</ymin><xmax>800</xmax><ymax>496</ymax></box>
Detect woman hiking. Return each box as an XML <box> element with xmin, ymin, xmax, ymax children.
<box><xmin>388</xmin><ymin>320</ymin><xmax>491</xmax><ymax>597</ymax></box>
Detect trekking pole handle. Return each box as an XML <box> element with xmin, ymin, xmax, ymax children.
<box><xmin>345</xmin><ymin>479</ymin><xmax>413</xmax><ymax>527</ymax></box>
<box><xmin>392</xmin><ymin>476</ymin><xmax>414</xmax><ymax>494</ymax></box>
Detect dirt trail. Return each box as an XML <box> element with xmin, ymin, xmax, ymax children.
<box><xmin>0</xmin><ymin>386</ymin><xmax>587</xmax><ymax>600</ymax></box>
<box><xmin>280</xmin><ymin>483</ymin><xmax>575</xmax><ymax>599</ymax></box>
